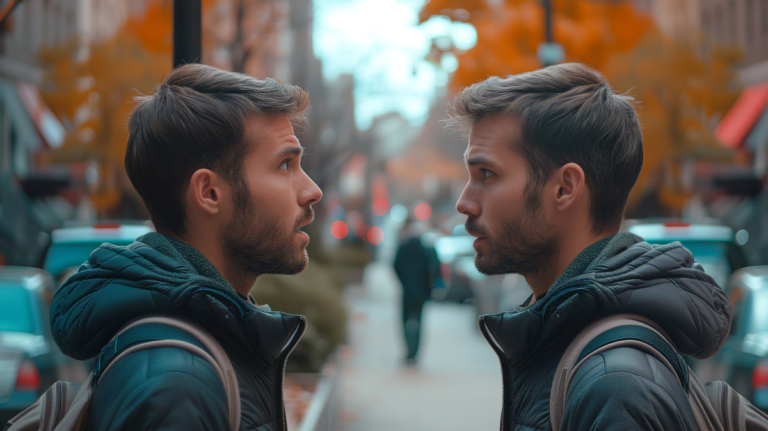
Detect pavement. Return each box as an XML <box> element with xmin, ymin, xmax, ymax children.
<box><xmin>338</xmin><ymin>262</ymin><xmax>503</xmax><ymax>431</ymax></box>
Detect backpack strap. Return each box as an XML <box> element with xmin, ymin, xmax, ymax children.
<box><xmin>550</xmin><ymin>314</ymin><xmax>687</xmax><ymax>431</ymax></box>
<box><xmin>94</xmin><ymin>316</ymin><xmax>241</xmax><ymax>431</ymax></box>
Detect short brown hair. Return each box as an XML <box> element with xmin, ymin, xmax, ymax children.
<box><xmin>125</xmin><ymin>64</ymin><xmax>309</xmax><ymax>236</ymax></box>
<box><xmin>447</xmin><ymin>63</ymin><xmax>643</xmax><ymax>233</ymax></box>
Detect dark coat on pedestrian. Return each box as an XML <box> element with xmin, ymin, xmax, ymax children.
<box><xmin>480</xmin><ymin>232</ymin><xmax>731</xmax><ymax>430</ymax></box>
<box><xmin>49</xmin><ymin>232</ymin><xmax>305</xmax><ymax>431</ymax></box>
<box><xmin>393</xmin><ymin>236</ymin><xmax>438</xmax><ymax>303</ymax></box>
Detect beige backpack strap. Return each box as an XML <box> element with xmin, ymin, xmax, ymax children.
<box><xmin>550</xmin><ymin>314</ymin><xmax>673</xmax><ymax>431</ymax></box>
<box><xmin>104</xmin><ymin>316</ymin><xmax>241</xmax><ymax>431</ymax></box>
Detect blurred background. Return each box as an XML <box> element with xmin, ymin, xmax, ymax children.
<box><xmin>2</xmin><ymin>0</ymin><xmax>768</xmax><ymax>429</ymax></box>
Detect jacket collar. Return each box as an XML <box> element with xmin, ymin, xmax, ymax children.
<box><xmin>479</xmin><ymin>232</ymin><xmax>731</xmax><ymax>366</ymax></box>
<box><xmin>50</xmin><ymin>233</ymin><xmax>305</xmax><ymax>365</ymax></box>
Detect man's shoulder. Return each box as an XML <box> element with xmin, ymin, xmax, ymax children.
<box><xmin>88</xmin><ymin>345</ymin><xmax>230</xmax><ymax>430</ymax></box>
<box><xmin>562</xmin><ymin>346</ymin><xmax>697</xmax><ymax>430</ymax></box>
<box><xmin>97</xmin><ymin>344</ymin><xmax>225</xmax><ymax>394</ymax></box>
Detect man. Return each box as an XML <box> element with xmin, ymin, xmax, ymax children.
<box><xmin>49</xmin><ymin>64</ymin><xmax>322</xmax><ymax>431</ymax></box>
<box><xmin>450</xmin><ymin>63</ymin><xmax>730</xmax><ymax>430</ymax></box>
<box><xmin>393</xmin><ymin>217</ymin><xmax>439</xmax><ymax>364</ymax></box>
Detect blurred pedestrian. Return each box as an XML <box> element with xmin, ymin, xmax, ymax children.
<box><xmin>48</xmin><ymin>64</ymin><xmax>322</xmax><ymax>431</ymax></box>
<box><xmin>450</xmin><ymin>63</ymin><xmax>729</xmax><ymax>430</ymax></box>
<box><xmin>393</xmin><ymin>218</ymin><xmax>439</xmax><ymax>364</ymax></box>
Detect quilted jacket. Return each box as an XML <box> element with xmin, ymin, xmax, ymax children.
<box><xmin>479</xmin><ymin>232</ymin><xmax>731</xmax><ymax>430</ymax></box>
<box><xmin>50</xmin><ymin>232</ymin><xmax>305</xmax><ymax>431</ymax></box>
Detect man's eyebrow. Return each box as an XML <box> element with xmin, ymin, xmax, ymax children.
<box><xmin>277</xmin><ymin>146</ymin><xmax>304</xmax><ymax>158</ymax></box>
<box><xmin>465</xmin><ymin>155</ymin><xmax>497</xmax><ymax>168</ymax></box>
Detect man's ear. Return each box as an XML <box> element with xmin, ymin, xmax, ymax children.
<box><xmin>552</xmin><ymin>163</ymin><xmax>586</xmax><ymax>212</ymax></box>
<box><xmin>188</xmin><ymin>169</ymin><xmax>222</xmax><ymax>216</ymax></box>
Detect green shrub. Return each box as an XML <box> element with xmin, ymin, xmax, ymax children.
<box><xmin>251</xmin><ymin>260</ymin><xmax>349</xmax><ymax>373</ymax></box>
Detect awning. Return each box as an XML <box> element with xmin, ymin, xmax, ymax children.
<box><xmin>716</xmin><ymin>83</ymin><xmax>768</xmax><ymax>149</ymax></box>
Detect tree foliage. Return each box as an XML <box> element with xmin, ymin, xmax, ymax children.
<box><xmin>38</xmin><ymin>1</ymin><xmax>172</xmax><ymax>212</ymax></box>
<box><xmin>420</xmin><ymin>0</ymin><xmax>741</xmax><ymax>213</ymax></box>
<box><xmin>420</xmin><ymin>0</ymin><xmax>653</xmax><ymax>91</ymax></box>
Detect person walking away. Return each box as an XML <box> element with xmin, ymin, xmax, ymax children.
<box><xmin>393</xmin><ymin>218</ymin><xmax>439</xmax><ymax>364</ymax></box>
<box><xmin>48</xmin><ymin>64</ymin><xmax>322</xmax><ymax>431</ymax></box>
<box><xmin>449</xmin><ymin>63</ymin><xmax>730</xmax><ymax>430</ymax></box>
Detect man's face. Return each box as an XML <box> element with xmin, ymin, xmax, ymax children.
<box><xmin>222</xmin><ymin>114</ymin><xmax>322</xmax><ymax>277</ymax></box>
<box><xmin>456</xmin><ymin>115</ymin><xmax>556</xmax><ymax>276</ymax></box>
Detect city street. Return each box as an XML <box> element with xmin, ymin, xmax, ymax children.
<box><xmin>339</xmin><ymin>262</ymin><xmax>502</xmax><ymax>431</ymax></box>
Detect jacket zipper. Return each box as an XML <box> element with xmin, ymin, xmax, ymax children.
<box><xmin>480</xmin><ymin>318</ymin><xmax>509</xmax><ymax>431</ymax></box>
<box><xmin>54</xmin><ymin>382</ymin><xmax>63</xmax><ymax>425</ymax></box>
<box><xmin>277</xmin><ymin>316</ymin><xmax>307</xmax><ymax>431</ymax></box>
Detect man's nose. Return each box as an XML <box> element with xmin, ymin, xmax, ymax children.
<box><xmin>300</xmin><ymin>174</ymin><xmax>323</xmax><ymax>207</ymax></box>
<box><xmin>456</xmin><ymin>185</ymin><xmax>479</xmax><ymax>217</ymax></box>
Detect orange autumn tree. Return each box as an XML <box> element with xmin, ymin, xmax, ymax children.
<box><xmin>421</xmin><ymin>0</ymin><xmax>742</xmax><ymax>215</ymax></box>
<box><xmin>605</xmin><ymin>30</ymin><xmax>741</xmax><ymax>213</ymax></box>
<box><xmin>420</xmin><ymin>0</ymin><xmax>653</xmax><ymax>91</ymax></box>
<box><xmin>38</xmin><ymin>0</ymin><xmax>173</xmax><ymax>213</ymax></box>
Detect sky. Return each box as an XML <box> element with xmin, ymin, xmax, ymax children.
<box><xmin>313</xmin><ymin>0</ymin><xmax>477</xmax><ymax>130</ymax></box>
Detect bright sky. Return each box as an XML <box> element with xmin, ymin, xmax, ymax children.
<box><xmin>313</xmin><ymin>0</ymin><xmax>477</xmax><ymax>130</ymax></box>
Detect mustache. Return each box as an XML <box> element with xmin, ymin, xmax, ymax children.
<box><xmin>295</xmin><ymin>207</ymin><xmax>315</xmax><ymax>230</ymax></box>
<box><xmin>465</xmin><ymin>217</ymin><xmax>487</xmax><ymax>237</ymax></box>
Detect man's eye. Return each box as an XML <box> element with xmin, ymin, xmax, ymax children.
<box><xmin>279</xmin><ymin>160</ymin><xmax>290</xmax><ymax>170</ymax></box>
<box><xmin>481</xmin><ymin>169</ymin><xmax>493</xmax><ymax>180</ymax></box>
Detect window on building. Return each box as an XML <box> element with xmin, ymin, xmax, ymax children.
<box><xmin>703</xmin><ymin>8</ymin><xmax>712</xmax><ymax>41</ymax></box>
<box><xmin>763</xmin><ymin>0</ymin><xmax>768</xmax><ymax>37</ymax></box>
<box><xmin>730</xmin><ymin>1</ymin><xmax>739</xmax><ymax>43</ymax></box>
<box><xmin>746</xmin><ymin>0</ymin><xmax>754</xmax><ymax>50</ymax></box>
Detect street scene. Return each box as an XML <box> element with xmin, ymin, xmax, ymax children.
<box><xmin>3</xmin><ymin>0</ymin><xmax>768</xmax><ymax>430</ymax></box>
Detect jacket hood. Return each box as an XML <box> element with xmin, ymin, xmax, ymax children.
<box><xmin>480</xmin><ymin>232</ymin><xmax>731</xmax><ymax>366</ymax></box>
<box><xmin>50</xmin><ymin>233</ymin><xmax>305</xmax><ymax>363</ymax></box>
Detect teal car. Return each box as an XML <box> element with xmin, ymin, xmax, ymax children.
<box><xmin>698</xmin><ymin>266</ymin><xmax>768</xmax><ymax>412</ymax></box>
<box><xmin>0</xmin><ymin>266</ymin><xmax>87</xmax><ymax>422</ymax></box>
<box><xmin>625</xmin><ymin>220</ymin><xmax>748</xmax><ymax>288</ymax></box>
<box><xmin>43</xmin><ymin>222</ymin><xmax>153</xmax><ymax>284</ymax></box>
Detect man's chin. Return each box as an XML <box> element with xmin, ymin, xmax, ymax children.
<box><xmin>474</xmin><ymin>255</ymin><xmax>505</xmax><ymax>276</ymax></box>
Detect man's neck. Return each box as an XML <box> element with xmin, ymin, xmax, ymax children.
<box><xmin>160</xmin><ymin>229</ymin><xmax>256</xmax><ymax>297</ymax></box>
<box><xmin>525</xmin><ymin>229</ymin><xmax>617</xmax><ymax>301</ymax></box>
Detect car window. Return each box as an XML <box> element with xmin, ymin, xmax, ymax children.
<box><xmin>645</xmin><ymin>240</ymin><xmax>731</xmax><ymax>287</ymax></box>
<box><xmin>748</xmin><ymin>290</ymin><xmax>768</xmax><ymax>334</ymax></box>
<box><xmin>0</xmin><ymin>287</ymin><xmax>36</xmax><ymax>334</ymax></box>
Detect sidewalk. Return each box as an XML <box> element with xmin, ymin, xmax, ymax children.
<box><xmin>338</xmin><ymin>262</ymin><xmax>502</xmax><ymax>431</ymax></box>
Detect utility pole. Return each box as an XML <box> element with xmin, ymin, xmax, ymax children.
<box><xmin>173</xmin><ymin>0</ymin><xmax>202</xmax><ymax>68</ymax></box>
<box><xmin>537</xmin><ymin>0</ymin><xmax>564</xmax><ymax>67</ymax></box>
<box><xmin>544</xmin><ymin>0</ymin><xmax>552</xmax><ymax>43</ymax></box>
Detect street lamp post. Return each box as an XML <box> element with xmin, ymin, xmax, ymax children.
<box><xmin>537</xmin><ymin>0</ymin><xmax>564</xmax><ymax>67</ymax></box>
<box><xmin>173</xmin><ymin>0</ymin><xmax>202</xmax><ymax>68</ymax></box>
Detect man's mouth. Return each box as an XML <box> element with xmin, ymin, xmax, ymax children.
<box><xmin>464</xmin><ymin>218</ymin><xmax>487</xmax><ymax>238</ymax></box>
<box><xmin>294</xmin><ymin>209</ymin><xmax>315</xmax><ymax>231</ymax></box>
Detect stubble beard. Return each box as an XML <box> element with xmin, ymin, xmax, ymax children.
<box><xmin>222</xmin><ymin>192</ymin><xmax>312</xmax><ymax>278</ymax></box>
<box><xmin>469</xmin><ymin>192</ymin><xmax>556</xmax><ymax>277</ymax></box>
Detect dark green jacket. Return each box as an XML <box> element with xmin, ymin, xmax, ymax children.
<box><xmin>50</xmin><ymin>233</ymin><xmax>306</xmax><ymax>431</ymax></box>
<box><xmin>479</xmin><ymin>232</ymin><xmax>731</xmax><ymax>430</ymax></box>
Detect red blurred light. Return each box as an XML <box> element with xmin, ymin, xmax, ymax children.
<box><xmin>330</xmin><ymin>221</ymin><xmax>348</xmax><ymax>239</ymax></box>
<box><xmin>93</xmin><ymin>224</ymin><xmax>121</xmax><ymax>229</ymax></box>
<box><xmin>15</xmin><ymin>360</ymin><xmax>40</xmax><ymax>391</ymax></box>
<box><xmin>367</xmin><ymin>227</ymin><xmax>384</xmax><ymax>245</ymax></box>
<box><xmin>373</xmin><ymin>188</ymin><xmax>389</xmax><ymax>201</ymax></box>
<box><xmin>414</xmin><ymin>203</ymin><xmax>432</xmax><ymax>221</ymax></box>
<box><xmin>372</xmin><ymin>198</ymin><xmax>390</xmax><ymax>216</ymax></box>
<box><xmin>753</xmin><ymin>360</ymin><xmax>768</xmax><ymax>388</ymax></box>
<box><xmin>355</xmin><ymin>222</ymin><xmax>369</xmax><ymax>239</ymax></box>
<box><xmin>663</xmin><ymin>222</ymin><xmax>690</xmax><ymax>228</ymax></box>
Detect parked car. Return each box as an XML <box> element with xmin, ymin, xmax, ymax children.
<box><xmin>43</xmin><ymin>221</ymin><xmax>153</xmax><ymax>285</ymax></box>
<box><xmin>693</xmin><ymin>266</ymin><xmax>768</xmax><ymax>412</ymax></box>
<box><xmin>432</xmin><ymin>231</ymin><xmax>476</xmax><ymax>304</ymax></box>
<box><xmin>625</xmin><ymin>219</ymin><xmax>748</xmax><ymax>288</ymax></box>
<box><xmin>0</xmin><ymin>266</ymin><xmax>88</xmax><ymax>422</ymax></box>
<box><xmin>433</xmin><ymin>227</ymin><xmax>532</xmax><ymax>315</ymax></box>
